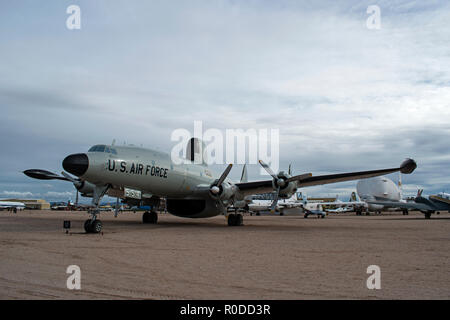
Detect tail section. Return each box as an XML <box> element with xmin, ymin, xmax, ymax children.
<box><xmin>302</xmin><ymin>194</ymin><xmax>308</xmax><ymax>205</ymax></box>
<box><xmin>240</xmin><ymin>164</ymin><xmax>248</xmax><ymax>183</ymax></box>
<box><xmin>350</xmin><ymin>191</ymin><xmax>361</xmax><ymax>202</ymax></box>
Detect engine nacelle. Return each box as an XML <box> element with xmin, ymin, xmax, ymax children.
<box><xmin>272</xmin><ymin>171</ymin><xmax>297</xmax><ymax>199</ymax></box>
<box><xmin>209</xmin><ymin>181</ymin><xmax>237</xmax><ymax>202</ymax></box>
<box><xmin>74</xmin><ymin>180</ymin><xmax>95</xmax><ymax>197</ymax></box>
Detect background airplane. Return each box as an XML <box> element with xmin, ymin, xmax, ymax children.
<box><xmin>0</xmin><ymin>200</ymin><xmax>26</xmax><ymax>212</ymax></box>
<box><xmin>356</xmin><ymin>174</ymin><xmax>409</xmax><ymax>215</ymax></box>
<box><xmin>368</xmin><ymin>190</ymin><xmax>450</xmax><ymax>219</ymax></box>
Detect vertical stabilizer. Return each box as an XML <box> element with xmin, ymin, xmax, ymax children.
<box><xmin>240</xmin><ymin>164</ymin><xmax>248</xmax><ymax>183</ymax></box>
<box><xmin>350</xmin><ymin>191</ymin><xmax>361</xmax><ymax>202</ymax></box>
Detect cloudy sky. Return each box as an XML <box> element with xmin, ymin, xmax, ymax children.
<box><xmin>1</xmin><ymin>0</ymin><xmax>449</xmax><ymax>202</ymax></box>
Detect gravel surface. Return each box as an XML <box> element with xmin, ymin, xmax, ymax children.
<box><xmin>0</xmin><ymin>210</ymin><xmax>449</xmax><ymax>299</ymax></box>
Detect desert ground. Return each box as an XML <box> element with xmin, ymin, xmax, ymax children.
<box><xmin>0</xmin><ymin>209</ymin><xmax>449</xmax><ymax>299</ymax></box>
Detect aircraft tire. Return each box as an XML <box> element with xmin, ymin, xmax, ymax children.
<box><xmin>236</xmin><ymin>214</ymin><xmax>243</xmax><ymax>226</ymax></box>
<box><xmin>91</xmin><ymin>220</ymin><xmax>102</xmax><ymax>233</ymax></box>
<box><xmin>425</xmin><ymin>213</ymin><xmax>431</xmax><ymax>219</ymax></box>
<box><xmin>228</xmin><ymin>214</ymin><xmax>236</xmax><ymax>226</ymax></box>
<box><xmin>304</xmin><ymin>214</ymin><xmax>308</xmax><ymax>218</ymax></box>
<box><xmin>84</xmin><ymin>219</ymin><xmax>92</xmax><ymax>233</ymax></box>
<box><xmin>143</xmin><ymin>211</ymin><xmax>158</xmax><ymax>224</ymax></box>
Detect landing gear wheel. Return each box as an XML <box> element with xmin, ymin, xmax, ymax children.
<box><xmin>143</xmin><ymin>211</ymin><xmax>158</xmax><ymax>224</ymax></box>
<box><xmin>91</xmin><ymin>220</ymin><xmax>102</xmax><ymax>233</ymax></box>
<box><xmin>279</xmin><ymin>211</ymin><xmax>284</xmax><ymax>216</ymax></box>
<box><xmin>85</xmin><ymin>219</ymin><xmax>102</xmax><ymax>233</ymax></box>
<box><xmin>425</xmin><ymin>213</ymin><xmax>431</xmax><ymax>219</ymax></box>
<box><xmin>304</xmin><ymin>214</ymin><xmax>308</xmax><ymax>218</ymax></box>
<box><xmin>84</xmin><ymin>219</ymin><xmax>92</xmax><ymax>233</ymax></box>
<box><xmin>228</xmin><ymin>214</ymin><xmax>236</xmax><ymax>226</ymax></box>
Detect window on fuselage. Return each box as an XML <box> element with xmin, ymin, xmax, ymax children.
<box><xmin>88</xmin><ymin>145</ymin><xmax>106</xmax><ymax>152</ymax></box>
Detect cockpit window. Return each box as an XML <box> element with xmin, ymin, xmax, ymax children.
<box><xmin>88</xmin><ymin>145</ymin><xmax>106</xmax><ymax>152</ymax></box>
<box><xmin>88</xmin><ymin>145</ymin><xmax>118</xmax><ymax>154</ymax></box>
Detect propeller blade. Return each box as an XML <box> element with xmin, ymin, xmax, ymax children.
<box><xmin>23</xmin><ymin>169</ymin><xmax>70</xmax><ymax>181</ymax></box>
<box><xmin>288</xmin><ymin>164</ymin><xmax>292</xmax><ymax>176</ymax></box>
<box><xmin>270</xmin><ymin>187</ymin><xmax>280</xmax><ymax>212</ymax></box>
<box><xmin>216</xmin><ymin>164</ymin><xmax>233</xmax><ymax>187</ymax></box>
<box><xmin>286</xmin><ymin>172</ymin><xmax>313</xmax><ymax>183</ymax></box>
<box><xmin>258</xmin><ymin>160</ymin><xmax>278</xmax><ymax>180</ymax></box>
<box><xmin>61</xmin><ymin>171</ymin><xmax>79</xmax><ymax>183</ymax></box>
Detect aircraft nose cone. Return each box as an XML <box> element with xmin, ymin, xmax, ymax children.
<box><xmin>63</xmin><ymin>153</ymin><xmax>89</xmax><ymax>177</ymax></box>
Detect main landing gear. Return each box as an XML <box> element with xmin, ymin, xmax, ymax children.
<box><xmin>84</xmin><ymin>185</ymin><xmax>109</xmax><ymax>234</ymax></box>
<box><xmin>142</xmin><ymin>211</ymin><xmax>158</xmax><ymax>224</ymax></box>
<box><xmin>228</xmin><ymin>213</ymin><xmax>243</xmax><ymax>226</ymax></box>
<box><xmin>84</xmin><ymin>209</ymin><xmax>102</xmax><ymax>233</ymax></box>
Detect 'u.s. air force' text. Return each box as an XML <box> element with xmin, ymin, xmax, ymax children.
<box><xmin>107</xmin><ymin>160</ymin><xmax>168</xmax><ymax>178</ymax></box>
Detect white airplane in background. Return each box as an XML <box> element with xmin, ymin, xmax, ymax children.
<box><xmin>247</xmin><ymin>192</ymin><xmax>304</xmax><ymax>215</ymax></box>
<box><xmin>0</xmin><ymin>200</ymin><xmax>26</xmax><ymax>211</ymax></box>
<box><xmin>356</xmin><ymin>174</ymin><xmax>409</xmax><ymax>215</ymax></box>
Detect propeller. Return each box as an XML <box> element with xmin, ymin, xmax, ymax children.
<box><xmin>259</xmin><ymin>160</ymin><xmax>287</xmax><ymax>188</ymax></box>
<box><xmin>24</xmin><ymin>169</ymin><xmax>85</xmax><ymax>206</ymax></box>
<box><xmin>61</xmin><ymin>171</ymin><xmax>79</xmax><ymax>183</ymax></box>
<box><xmin>23</xmin><ymin>169</ymin><xmax>71</xmax><ymax>181</ymax></box>
<box><xmin>259</xmin><ymin>160</ymin><xmax>312</xmax><ymax>212</ymax></box>
<box><xmin>210</xmin><ymin>164</ymin><xmax>233</xmax><ymax>195</ymax></box>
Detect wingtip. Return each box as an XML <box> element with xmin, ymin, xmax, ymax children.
<box><xmin>400</xmin><ymin>158</ymin><xmax>417</xmax><ymax>174</ymax></box>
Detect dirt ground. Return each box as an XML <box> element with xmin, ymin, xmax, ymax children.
<box><xmin>0</xmin><ymin>209</ymin><xmax>449</xmax><ymax>299</ymax></box>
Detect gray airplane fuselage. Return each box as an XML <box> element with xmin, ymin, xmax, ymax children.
<box><xmin>65</xmin><ymin>145</ymin><xmax>233</xmax><ymax>218</ymax></box>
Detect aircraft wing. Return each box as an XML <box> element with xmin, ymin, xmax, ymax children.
<box><xmin>367</xmin><ymin>201</ymin><xmax>432</xmax><ymax>211</ymax></box>
<box><xmin>236</xmin><ymin>159</ymin><xmax>417</xmax><ymax>197</ymax></box>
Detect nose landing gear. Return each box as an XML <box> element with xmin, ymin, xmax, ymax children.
<box><xmin>84</xmin><ymin>216</ymin><xmax>103</xmax><ymax>233</ymax></box>
<box><xmin>84</xmin><ymin>185</ymin><xmax>109</xmax><ymax>234</ymax></box>
<box><xmin>143</xmin><ymin>211</ymin><xmax>158</xmax><ymax>224</ymax></box>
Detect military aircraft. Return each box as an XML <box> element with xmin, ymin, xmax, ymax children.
<box><xmin>24</xmin><ymin>139</ymin><xmax>417</xmax><ymax>233</ymax></box>
<box><xmin>368</xmin><ymin>190</ymin><xmax>450</xmax><ymax>219</ymax></box>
